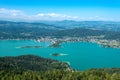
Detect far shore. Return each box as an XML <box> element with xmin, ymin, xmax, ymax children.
<box><xmin>0</xmin><ymin>36</ymin><xmax>120</xmax><ymax>49</ymax></box>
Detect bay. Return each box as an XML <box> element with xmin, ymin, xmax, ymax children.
<box><xmin>0</xmin><ymin>40</ymin><xmax>120</xmax><ymax>70</ymax></box>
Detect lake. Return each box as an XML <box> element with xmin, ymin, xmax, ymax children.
<box><xmin>0</xmin><ymin>40</ymin><xmax>120</xmax><ymax>70</ymax></box>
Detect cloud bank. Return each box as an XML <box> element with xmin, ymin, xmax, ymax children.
<box><xmin>0</xmin><ymin>8</ymin><xmax>79</xmax><ymax>21</ymax></box>
<box><xmin>0</xmin><ymin>8</ymin><xmax>113</xmax><ymax>21</ymax></box>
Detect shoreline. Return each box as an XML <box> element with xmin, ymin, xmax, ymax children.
<box><xmin>0</xmin><ymin>36</ymin><xmax>120</xmax><ymax>49</ymax></box>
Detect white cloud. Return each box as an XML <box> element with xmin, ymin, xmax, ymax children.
<box><xmin>0</xmin><ymin>8</ymin><xmax>114</xmax><ymax>21</ymax></box>
<box><xmin>0</xmin><ymin>8</ymin><xmax>24</xmax><ymax>16</ymax></box>
<box><xmin>36</xmin><ymin>13</ymin><xmax>78</xmax><ymax>20</ymax></box>
<box><xmin>82</xmin><ymin>16</ymin><xmax>114</xmax><ymax>21</ymax></box>
<box><xmin>0</xmin><ymin>8</ymin><xmax>79</xmax><ymax>21</ymax></box>
<box><xmin>0</xmin><ymin>8</ymin><xmax>26</xmax><ymax>21</ymax></box>
<box><xmin>36</xmin><ymin>13</ymin><xmax>61</xmax><ymax>18</ymax></box>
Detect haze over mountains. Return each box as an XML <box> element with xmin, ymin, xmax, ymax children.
<box><xmin>0</xmin><ymin>20</ymin><xmax>120</xmax><ymax>40</ymax></box>
<box><xmin>1</xmin><ymin>20</ymin><xmax>120</xmax><ymax>31</ymax></box>
<box><xmin>37</xmin><ymin>20</ymin><xmax>120</xmax><ymax>31</ymax></box>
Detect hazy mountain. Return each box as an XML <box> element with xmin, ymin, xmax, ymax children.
<box><xmin>1</xmin><ymin>20</ymin><xmax>120</xmax><ymax>31</ymax></box>
<box><xmin>37</xmin><ymin>20</ymin><xmax>120</xmax><ymax>31</ymax></box>
<box><xmin>0</xmin><ymin>20</ymin><xmax>62</xmax><ymax>30</ymax></box>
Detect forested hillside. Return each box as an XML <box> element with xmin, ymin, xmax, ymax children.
<box><xmin>0</xmin><ymin>55</ymin><xmax>120</xmax><ymax>80</ymax></box>
<box><xmin>0</xmin><ymin>55</ymin><xmax>70</xmax><ymax>72</ymax></box>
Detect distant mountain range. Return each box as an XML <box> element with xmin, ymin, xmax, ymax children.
<box><xmin>0</xmin><ymin>20</ymin><xmax>62</xmax><ymax>30</ymax></box>
<box><xmin>1</xmin><ymin>20</ymin><xmax>120</xmax><ymax>31</ymax></box>
<box><xmin>37</xmin><ymin>20</ymin><xmax>120</xmax><ymax>31</ymax></box>
<box><xmin>0</xmin><ymin>20</ymin><xmax>120</xmax><ymax>40</ymax></box>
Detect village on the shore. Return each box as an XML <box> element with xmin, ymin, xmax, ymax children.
<box><xmin>34</xmin><ymin>36</ymin><xmax>120</xmax><ymax>49</ymax></box>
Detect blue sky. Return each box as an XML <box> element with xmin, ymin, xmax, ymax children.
<box><xmin>0</xmin><ymin>0</ymin><xmax>120</xmax><ymax>21</ymax></box>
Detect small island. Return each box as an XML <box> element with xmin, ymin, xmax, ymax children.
<box><xmin>51</xmin><ymin>53</ymin><xmax>61</xmax><ymax>56</ymax></box>
<box><xmin>51</xmin><ymin>53</ymin><xmax>68</xmax><ymax>56</ymax></box>
<box><xmin>19</xmin><ymin>46</ymin><xmax>44</xmax><ymax>48</ymax></box>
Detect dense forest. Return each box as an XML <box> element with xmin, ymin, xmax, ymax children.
<box><xmin>1</xmin><ymin>69</ymin><xmax>120</xmax><ymax>80</ymax></box>
<box><xmin>0</xmin><ymin>21</ymin><xmax>120</xmax><ymax>40</ymax></box>
<box><xmin>0</xmin><ymin>55</ymin><xmax>120</xmax><ymax>80</ymax></box>
<box><xmin>0</xmin><ymin>55</ymin><xmax>71</xmax><ymax>72</ymax></box>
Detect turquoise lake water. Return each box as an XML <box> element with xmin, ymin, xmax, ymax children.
<box><xmin>0</xmin><ymin>40</ymin><xmax>120</xmax><ymax>70</ymax></box>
